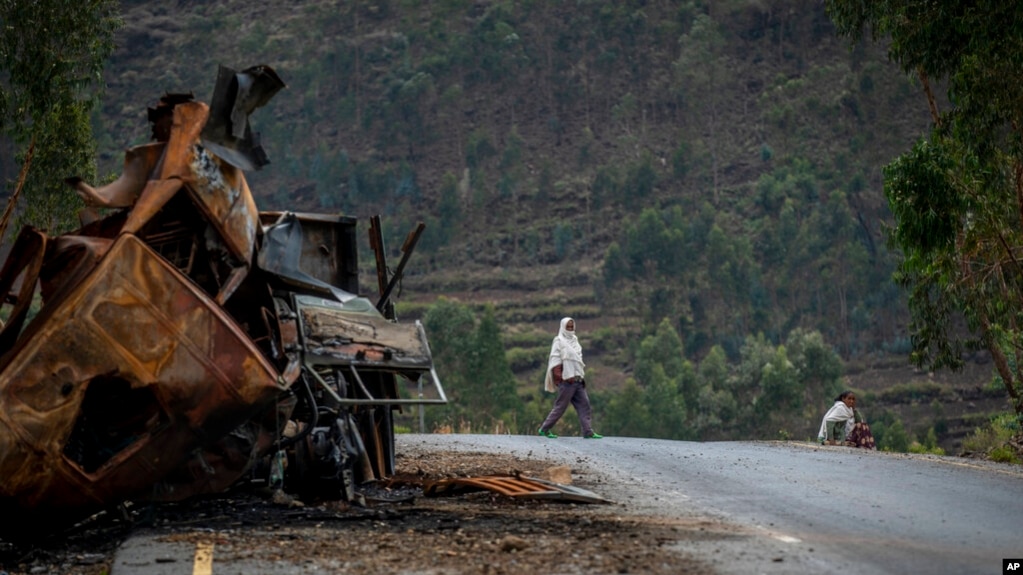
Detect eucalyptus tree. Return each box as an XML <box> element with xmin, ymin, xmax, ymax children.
<box><xmin>421</xmin><ymin>297</ymin><xmax>477</xmax><ymax>429</ymax></box>
<box><xmin>826</xmin><ymin>1</ymin><xmax>1023</xmax><ymax>417</ymax></box>
<box><xmin>0</xmin><ymin>0</ymin><xmax>120</xmax><ymax>239</ymax></box>
<box><xmin>673</xmin><ymin>13</ymin><xmax>728</xmax><ymax>199</ymax></box>
<box><xmin>470</xmin><ymin>306</ymin><xmax>520</xmax><ymax>420</ymax></box>
<box><xmin>422</xmin><ymin>299</ymin><xmax>521</xmax><ymax>432</ymax></box>
<box><xmin>634</xmin><ymin>317</ymin><xmax>686</xmax><ymax>387</ymax></box>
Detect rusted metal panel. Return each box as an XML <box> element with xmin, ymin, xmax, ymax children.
<box><xmin>120</xmin><ymin>178</ymin><xmax>185</xmax><ymax>237</ymax></box>
<box><xmin>183</xmin><ymin>143</ymin><xmax>259</xmax><ymax>268</ymax></box>
<box><xmin>0</xmin><ymin>227</ymin><xmax>47</xmax><ymax>357</ymax></box>
<box><xmin>0</xmin><ymin>63</ymin><xmax>443</xmax><ymax>535</ymax></box>
<box><xmin>423</xmin><ymin>475</ymin><xmax>612</xmax><ymax>504</ymax></box>
<box><xmin>0</xmin><ymin>234</ymin><xmax>283</xmax><ymax>524</ymax></box>
<box><xmin>258</xmin><ymin>212</ymin><xmax>358</xmax><ymax>303</ymax></box>
<box><xmin>259</xmin><ymin>211</ymin><xmax>360</xmax><ymax>294</ymax></box>
<box><xmin>297</xmin><ymin>295</ymin><xmax>432</xmax><ymax>370</ymax></box>
<box><xmin>201</xmin><ymin>64</ymin><xmax>286</xmax><ymax>172</ymax></box>
<box><xmin>67</xmin><ymin>143</ymin><xmax>166</xmax><ymax>209</ymax></box>
<box><xmin>122</xmin><ymin>101</ymin><xmax>258</xmax><ymax>270</ymax></box>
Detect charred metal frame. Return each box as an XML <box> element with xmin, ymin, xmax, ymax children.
<box><xmin>0</xmin><ymin>64</ymin><xmax>444</xmax><ymax>535</ymax></box>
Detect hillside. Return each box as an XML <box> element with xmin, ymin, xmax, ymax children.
<box><xmin>77</xmin><ymin>1</ymin><xmax>1005</xmax><ymax>448</ymax></box>
<box><xmin>98</xmin><ymin>4</ymin><xmax>920</xmax><ymax>314</ymax></box>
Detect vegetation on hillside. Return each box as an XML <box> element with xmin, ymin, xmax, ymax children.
<box><xmin>0</xmin><ymin>0</ymin><xmax>121</xmax><ymax>236</ymax></box>
<box><xmin>90</xmin><ymin>1</ymin><xmax>929</xmax><ymax>363</ymax></box>
<box><xmin>2</xmin><ymin>1</ymin><xmax>1020</xmax><ymax>455</ymax></box>
<box><xmin>0</xmin><ymin>1</ymin><xmax>925</xmax><ymax>368</ymax></box>
<box><xmin>405</xmin><ymin>296</ymin><xmax>1000</xmax><ymax>455</ymax></box>
<box><xmin>828</xmin><ymin>0</ymin><xmax>1023</xmax><ymax>422</ymax></box>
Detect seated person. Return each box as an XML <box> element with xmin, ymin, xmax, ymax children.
<box><xmin>817</xmin><ymin>391</ymin><xmax>875</xmax><ymax>449</ymax></box>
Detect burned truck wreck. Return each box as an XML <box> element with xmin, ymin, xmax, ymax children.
<box><xmin>0</xmin><ymin>65</ymin><xmax>444</xmax><ymax>534</ymax></box>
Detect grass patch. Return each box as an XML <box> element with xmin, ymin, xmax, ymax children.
<box><xmin>961</xmin><ymin>412</ymin><xmax>1021</xmax><ymax>462</ymax></box>
<box><xmin>871</xmin><ymin>381</ymin><xmax>952</xmax><ymax>404</ymax></box>
<box><xmin>503</xmin><ymin>329</ymin><xmax>548</xmax><ymax>348</ymax></box>
<box><xmin>496</xmin><ymin>304</ymin><xmax>601</xmax><ymax>324</ymax></box>
<box><xmin>507</xmin><ymin>346</ymin><xmax>548</xmax><ymax>372</ymax></box>
<box><xmin>394</xmin><ymin>300</ymin><xmax>432</xmax><ymax>320</ymax></box>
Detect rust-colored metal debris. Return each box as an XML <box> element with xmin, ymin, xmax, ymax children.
<box><xmin>0</xmin><ymin>64</ymin><xmax>445</xmax><ymax>535</ymax></box>
<box><xmin>423</xmin><ymin>475</ymin><xmax>612</xmax><ymax>504</ymax></box>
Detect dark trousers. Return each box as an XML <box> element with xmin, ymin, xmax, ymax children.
<box><xmin>539</xmin><ymin>381</ymin><xmax>593</xmax><ymax>436</ymax></box>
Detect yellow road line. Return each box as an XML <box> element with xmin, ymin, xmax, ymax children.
<box><xmin>193</xmin><ymin>541</ymin><xmax>214</xmax><ymax>575</ymax></box>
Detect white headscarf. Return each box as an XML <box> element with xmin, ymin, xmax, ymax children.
<box><xmin>544</xmin><ymin>317</ymin><xmax>585</xmax><ymax>392</ymax></box>
<box><xmin>817</xmin><ymin>400</ymin><xmax>855</xmax><ymax>442</ymax></box>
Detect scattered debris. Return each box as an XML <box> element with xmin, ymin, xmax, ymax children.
<box><xmin>0</xmin><ymin>449</ymin><xmax>716</xmax><ymax>575</ymax></box>
<box><xmin>539</xmin><ymin>464</ymin><xmax>573</xmax><ymax>484</ymax></box>
<box><xmin>423</xmin><ymin>474</ymin><xmax>612</xmax><ymax>504</ymax></box>
<box><xmin>498</xmin><ymin>535</ymin><xmax>530</xmax><ymax>552</ymax></box>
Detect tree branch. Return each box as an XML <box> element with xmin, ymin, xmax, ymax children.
<box><xmin>1016</xmin><ymin>154</ymin><xmax>1023</xmax><ymax>240</ymax></box>
<box><xmin>977</xmin><ymin>310</ymin><xmax>1020</xmax><ymax>402</ymax></box>
<box><xmin>917</xmin><ymin>68</ymin><xmax>940</xmax><ymax>126</ymax></box>
<box><xmin>0</xmin><ymin>137</ymin><xmax>35</xmax><ymax>244</ymax></box>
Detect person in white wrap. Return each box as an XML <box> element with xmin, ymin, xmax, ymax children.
<box><xmin>537</xmin><ymin>317</ymin><xmax>602</xmax><ymax>439</ymax></box>
<box><xmin>818</xmin><ymin>386</ymin><xmax>859</xmax><ymax>446</ymax></box>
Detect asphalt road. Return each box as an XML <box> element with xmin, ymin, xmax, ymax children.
<box><xmin>111</xmin><ymin>434</ymin><xmax>1023</xmax><ymax>575</ymax></box>
<box><xmin>396</xmin><ymin>434</ymin><xmax>1023</xmax><ymax>575</ymax></box>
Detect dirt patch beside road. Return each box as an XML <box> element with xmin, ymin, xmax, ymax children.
<box><xmin>0</xmin><ymin>446</ymin><xmax>720</xmax><ymax>575</ymax></box>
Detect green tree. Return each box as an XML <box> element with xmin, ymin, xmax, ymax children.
<box><xmin>785</xmin><ymin>328</ymin><xmax>843</xmax><ymax>413</ymax></box>
<box><xmin>602</xmin><ymin>241</ymin><xmax>629</xmax><ymax>287</ymax></box>
<box><xmin>422</xmin><ymin>300</ymin><xmax>522</xmax><ymax>432</ymax></box>
<box><xmin>733</xmin><ymin>334</ymin><xmax>800</xmax><ymax>435</ymax></box>
<box><xmin>759</xmin><ymin>345</ymin><xmax>800</xmax><ymax>417</ymax></box>
<box><xmin>878</xmin><ymin>418</ymin><xmax>910</xmax><ymax>453</ymax></box>
<box><xmin>621</xmin><ymin>152</ymin><xmax>657</xmax><ymax>203</ymax></box>
<box><xmin>0</xmin><ymin>0</ymin><xmax>121</xmax><ymax>239</ymax></box>
<box><xmin>826</xmin><ymin>1</ymin><xmax>1023</xmax><ymax>417</ymax></box>
<box><xmin>673</xmin><ymin>13</ymin><xmax>728</xmax><ymax>199</ymax></box>
<box><xmin>600</xmin><ymin>380</ymin><xmax>652</xmax><ymax>438</ymax></box>
<box><xmin>625</xmin><ymin>208</ymin><xmax>669</xmax><ymax>276</ymax></box>
<box><xmin>432</xmin><ymin>171</ymin><xmax>461</xmax><ymax>248</ymax></box>
<box><xmin>642</xmin><ymin>364</ymin><xmax>688</xmax><ymax>440</ymax></box>
<box><xmin>421</xmin><ymin>298</ymin><xmax>477</xmax><ymax>429</ymax></box>
<box><xmin>634</xmin><ymin>317</ymin><xmax>685</xmax><ymax>386</ymax></box>
<box><xmin>470</xmin><ymin>306</ymin><xmax>519</xmax><ymax>417</ymax></box>
<box><xmin>698</xmin><ymin>345</ymin><xmax>730</xmax><ymax>391</ymax></box>
<box><xmin>693</xmin><ymin>345</ymin><xmax>738</xmax><ymax>437</ymax></box>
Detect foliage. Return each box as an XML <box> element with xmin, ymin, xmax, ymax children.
<box><xmin>988</xmin><ymin>446</ymin><xmax>1020</xmax><ymax>465</ymax></box>
<box><xmin>505</xmin><ymin>346</ymin><xmax>547</xmax><ymax>373</ymax></box>
<box><xmin>67</xmin><ymin>1</ymin><xmax>1002</xmax><ymax>447</ymax></box>
<box><xmin>877</xmin><ymin>417</ymin><xmax>911</xmax><ymax>452</ymax></box>
<box><xmin>410</xmin><ymin>293</ymin><xmax>959</xmax><ymax>452</ymax></box>
<box><xmin>826</xmin><ymin>0</ymin><xmax>1023</xmax><ymax>417</ymax></box>
<box><xmin>961</xmin><ymin>413</ymin><xmax>1021</xmax><ymax>461</ymax></box>
<box><xmin>908</xmin><ymin>427</ymin><xmax>945</xmax><ymax>456</ymax></box>
<box><xmin>872</xmin><ymin>380</ymin><xmax>948</xmax><ymax>404</ymax></box>
<box><xmin>420</xmin><ymin>299</ymin><xmax>522</xmax><ymax>432</ymax></box>
<box><xmin>785</xmin><ymin>328</ymin><xmax>844</xmax><ymax>411</ymax></box>
<box><xmin>602</xmin><ymin>155</ymin><xmax>897</xmax><ymax>359</ymax></box>
<box><xmin>83</xmin><ymin>2</ymin><xmax>941</xmax><ymax>383</ymax></box>
<box><xmin>0</xmin><ymin>0</ymin><xmax>121</xmax><ymax>236</ymax></box>
<box><xmin>597</xmin><ymin>380</ymin><xmax>650</xmax><ymax>439</ymax></box>
<box><xmin>595</xmin><ymin>319</ymin><xmax>841</xmax><ymax>441</ymax></box>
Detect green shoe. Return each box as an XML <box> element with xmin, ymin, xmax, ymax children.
<box><xmin>538</xmin><ymin>427</ymin><xmax>558</xmax><ymax>438</ymax></box>
<box><xmin>584</xmin><ymin>432</ymin><xmax>603</xmax><ymax>439</ymax></box>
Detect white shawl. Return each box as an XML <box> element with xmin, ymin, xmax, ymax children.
<box><xmin>817</xmin><ymin>400</ymin><xmax>855</xmax><ymax>442</ymax></box>
<box><xmin>543</xmin><ymin>317</ymin><xmax>585</xmax><ymax>392</ymax></box>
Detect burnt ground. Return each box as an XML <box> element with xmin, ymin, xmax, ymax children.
<box><xmin>0</xmin><ymin>446</ymin><xmax>722</xmax><ymax>575</ymax></box>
